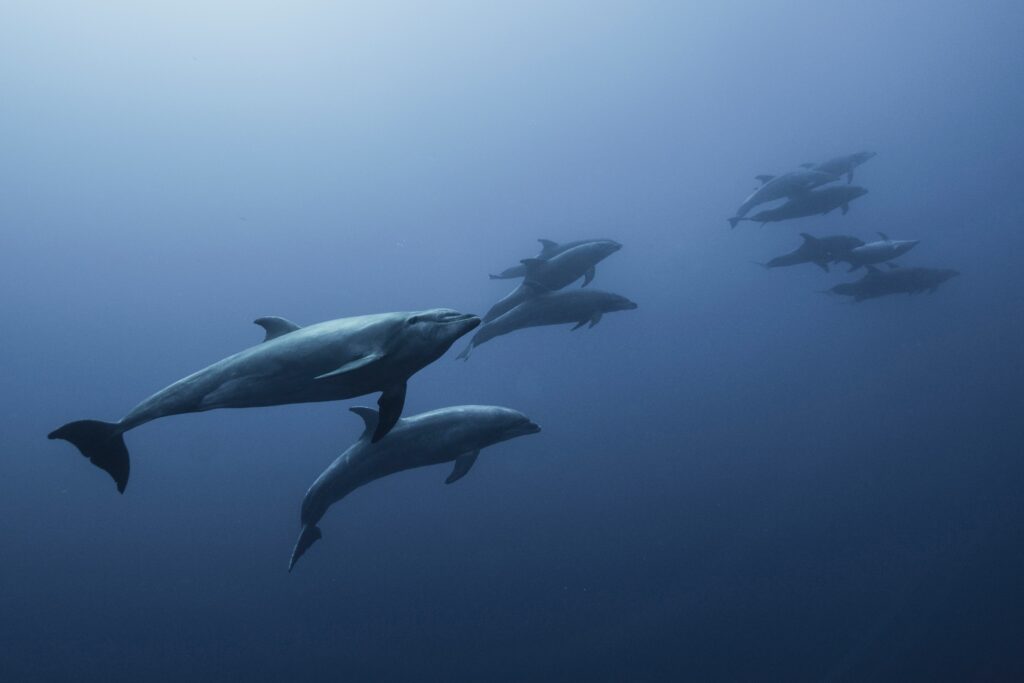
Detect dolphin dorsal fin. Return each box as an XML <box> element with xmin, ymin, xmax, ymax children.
<box><xmin>877</xmin><ymin>231</ymin><xmax>890</xmax><ymax>241</ymax></box>
<box><xmin>799</xmin><ymin>232</ymin><xmax>818</xmax><ymax>244</ymax></box>
<box><xmin>537</xmin><ymin>239</ymin><xmax>559</xmax><ymax>257</ymax></box>
<box><xmin>254</xmin><ymin>316</ymin><xmax>302</xmax><ymax>342</ymax></box>
<box><xmin>349</xmin><ymin>407</ymin><xmax>380</xmax><ymax>440</ymax></box>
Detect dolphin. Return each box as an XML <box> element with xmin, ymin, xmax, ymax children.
<box><xmin>840</xmin><ymin>232</ymin><xmax>920</xmax><ymax>271</ymax></box>
<box><xmin>732</xmin><ymin>186</ymin><xmax>868</xmax><ymax>226</ymax></box>
<box><xmin>801</xmin><ymin>151</ymin><xmax>876</xmax><ymax>183</ymax></box>
<box><xmin>483</xmin><ymin>240</ymin><xmax>622</xmax><ymax>323</ymax></box>
<box><xmin>289</xmin><ymin>405</ymin><xmax>541</xmax><ymax>571</ymax></box>
<box><xmin>48</xmin><ymin>309</ymin><xmax>481</xmax><ymax>493</ymax></box>
<box><xmin>827</xmin><ymin>266</ymin><xmax>959</xmax><ymax>302</ymax></box>
<box><xmin>489</xmin><ymin>238</ymin><xmax>613</xmax><ymax>280</ymax></box>
<box><xmin>458</xmin><ymin>289</ymin><xmax>638</xmax><ymax>360</ymax></box>
<box><xmin>729</xmin><ymin>169</ymin><xmax>839</xmax><ymax>227</ymax></box>
<box><xmin>755</xmin><ymin>233</ymin><xmax>865</xmax><ymax>272</ymax></box>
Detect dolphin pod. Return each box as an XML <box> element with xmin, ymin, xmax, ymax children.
<box><xmin>49</xmin><ymin>310</ymin><xmax>480</xmax><ymax>492</ymax></box>
<box><xmin>289</xmin><ymin>405</ymin><xmax>541</xmax><ymax>571</ymax></box>
<box><xmin>735</xmin><ymin>152</ymin><xmax>959</xmax><ymax>302</ymax></box>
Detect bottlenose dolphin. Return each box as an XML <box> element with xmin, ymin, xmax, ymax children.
<box><xmin>729</xmin><ymin>169</ymin><xmax>839</xmax><ymax>227</ymax></box>
<box><xmin>489</xmin><ymin>238</ymin><xmax>612</xmax><ymax>280</ymax></box>
<box><xmin>801</xmin><ymin>151</ymin><xmax>876</xmax><ymax>183</ymax></box>
<box><xmin>755</xmin><ymin>233</ymin><xmax>865</xmax><ymax>272</ymax></box>
<box><xmin>458</xmin><ymin>289</ymin><xmax>637</xmax><ymax>360</ymax></box>
<box><xmin>48</xmin><ymin>310</ymin><xmax>480</xmax><ymax>493</ymax></box>
<box><xmin>483</xmin><ymin>240</ymin><xmax>622</xmax><ymax>322</ymax></box>
<box><xmin>827</xmin><ymin>266</ymin><xmax>959</xmax><ymax>301</ymax></box>
<box><xmin>289</xmin><ymin>405</ymin><xmax>541</xmax><ymax>571</ymax></box>
<box><xmin>732</xmin><ymin>186</ymin><xmax>868</xmax><ymax>226</ymax></box>
<box><xmin>840</xmin><ymin>232</ymin><xmax>920</xmax><ymax>271</ymax></box>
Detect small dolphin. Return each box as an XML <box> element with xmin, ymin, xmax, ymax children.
<box><xmin>489</xmin><ymin>238</ymin><xmax>613</xmax><ymax>280</ymax></box>
<box><xmin>49</xmin><ymin>310</ymin><xmax>480</xmax><ymax>493</ymax></box>
<box><xmin>288</xmin><ymin>405</ymin><xmax>541</xmax><ymax>571</ymax></box>
<box><xmin>730</xmin><ymin>169</ymin><xmax>839</xmax><ymax>226</ymax></box>
<box><xmin>801</xmin><ymin>151</ymin><xmax>876</xmax><ymax>183</ymax></box>
<box><xmin>483</xmin><ymin>240</ymin><xmax>622</xmax><ymax>323</ymax></box>
<box><xmin>732</xmin><ymin>186</ymin><xmax>868</xmax><ymax>226</ymax></box>
<box><xmin>840</xmin><ymin>232</ymin><xmax>920</xmax><ymax>271</ymax></box>
<box><xmin>458</xmin><ymin>289</ymin><xmax>637</xmax><ymax>360</ymax></box>
<box><xmin>756</xmin><ymin>233</ymin><xmax>865</xmax><ymax>272</ymax></box>
<box><xmin>827</xmin><ymin>266</ymin><xmax>959</xmax><ymax>302</ymax></box>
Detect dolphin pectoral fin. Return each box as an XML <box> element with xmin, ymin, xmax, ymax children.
<box><xmin>315</xmin><ymin>352</ymin><xmax>384</xmax><ymax>380</ymax></box>
<box><xmin>254</xmin><ymin>316</ymin><xmax>302</xmax><ymax>342</ymax></box>
<box><xmin>373</xmin><ymin>383</ymin><xmax>407</xmax><ymax>442</ymax></box>
<box><xmin>841</xmin><ymin>203</ymin><xmax>850</xmax><ymax>215</ymax></box>
<box><xmin>588</xmin><ymin>312</ymin><xmax>603</xmax><ymax>328</ymax></box>
<box><xmin>445</xmin><ymin>450</ymin><xmax>480</xmax><ymax>484</ymax></box>
<box><xmin>288</xmin><ymin>524</ymin><xmax>322</xmax><ymax>572</ymax></box>
<box><xmin>816</xmin><ymin>261</ymin><xmax>830</xmax><ymax>272</ymax></box>
<box><xmin>582</xmin><ymin>266</ymin><xmax>596</xmax><ymax>287</ymax></box>
<box><xmin>570</xmin><ymin>320</ymin><xmax>587</xmax><ymax>331</ymax></box>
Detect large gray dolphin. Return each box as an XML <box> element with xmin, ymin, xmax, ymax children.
<box><xmin>827</xmin><ymin>266</ymin><xmax>959</xmax><ymax>302</ymax></box>
<box><xmin>48</xmin><ymin>309</ymin><xmax>480</xmax><ymax>493</ymax></box>
<box><xmin>732</xmin><ymin>186</ymin><xmax>868</xmax><ymax>226</ymax></box>
<box><xmin>489</xmin><ymin>238</ymin><xmax>613</xmax><ymax>280</ymax></box>
<box><xmin>801</xmin><ymin>151</ymin><xmax>876</xmax><ymax>183</ymax></box>
<box><xmin>483</xmin><ymin>240</ymin><xmax>622</xmax><ymax>323</ymax></box>
<box><xmin>289</xmin><ymin>404</ymin><xmax>541</xmax><ymax>571</ymax></box>
<box><xmin>729</xmin><ymin>169</ymin><xmax>839</xmax><ymax>227</ymax></box>
<box><xmin>458</xmin><ymin>289</ymin><xmax>638</xmax><ymax>360</ymax></box>
<box><xmin>755</xmin><ymin>233</ymin><xmax>865</xmax><ymax>272</ymax></box>
<box><xmin>840</xmin><ymin>232</ymin><xmax>920</xmax><ymax>271</ymax></box>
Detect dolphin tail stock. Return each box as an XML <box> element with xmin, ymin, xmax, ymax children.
<box><xmin>288</xmin><ymin>523</ymin><xmax>323</xmax><ymax>572</ymax></box>
<box><xmin>48</xmin><ymin>419</ymin><xmax>129</xmax><ymax>493</ymax></box>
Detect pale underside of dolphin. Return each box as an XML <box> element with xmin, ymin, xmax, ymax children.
<box><xmin>48</xmin><ymin>309</ymin><xmax>480</xmax><ymax>493</ymax></box>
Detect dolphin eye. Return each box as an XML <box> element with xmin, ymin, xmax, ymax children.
<box><xmin>406</xmin><ymin>316</ymin><xmax>420</xmax><ymax>326</ymax></box>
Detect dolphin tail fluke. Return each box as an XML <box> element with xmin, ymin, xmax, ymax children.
<box><xmin>48</xmin><ymin>420</ymin><xmax>129</xmax><ymax>493</ymax></box>
<box><xmin>288</xmin><ymin>524</ymin><xmax>322</xmax><ymax>572</ymax></box>
<box><xmin>728</xmin><ymin>217</ymin><xmax>742</xmax><ymax>229</ymax></box>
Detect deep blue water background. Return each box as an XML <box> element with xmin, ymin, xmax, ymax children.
<box><xmin>2</xmin><ymin>2</ymin><xmax>1023</xmax><ymax>681</ymax></box>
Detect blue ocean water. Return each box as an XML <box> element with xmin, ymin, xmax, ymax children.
<box><xmin>2</xmin><ymin>2</ymin><xmax>1022</xmax><ymax>681</ymax></box>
